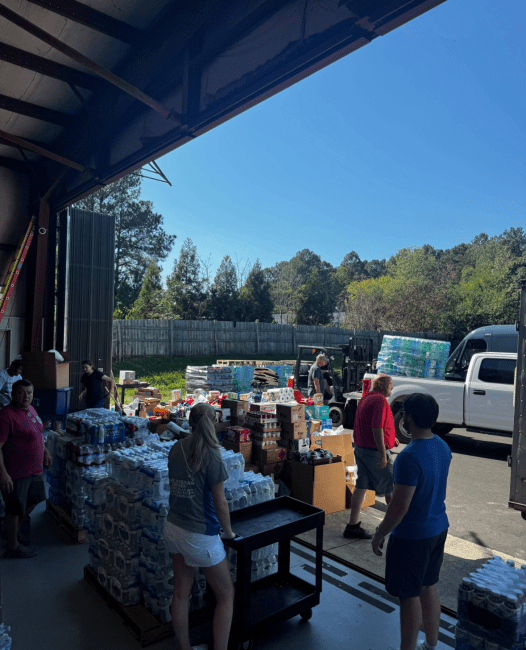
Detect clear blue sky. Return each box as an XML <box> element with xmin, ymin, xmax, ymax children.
<box><xmin>140</xmin><ymin>0</ymin><xmax>526</xmax><ymax>281</ymax></box>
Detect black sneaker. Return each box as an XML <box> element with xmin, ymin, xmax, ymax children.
<box><xmin>3</xmin><ymin>545</ymin><xmax>38</xmax><ymax>559</ymax></box>
<box><xmin>343</xmin><ymin>523</ymin><xmax>373</xmax><ymax>540</ymax></box>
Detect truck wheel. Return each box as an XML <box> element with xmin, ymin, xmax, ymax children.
<box><xmin>394</xmin><ymin>411</ymin><xmax>412</xmax><ymax>445</ymax></box>
<box><xmin>431</xmin><ymin>423</ymin><xmax>454</xmax><ymax>436</ymax></box>
<box><xmin>329</xmin><ymin>405</ymin><xmax>346</xmax><ymax>428</ymax></box>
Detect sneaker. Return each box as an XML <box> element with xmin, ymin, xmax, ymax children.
<box><xmin>343</xmin><ymin>523</ymin><xmax>373</xmax><ymax>540</ymax></box>
<box><xmin>416</xmin><ymin>642</ymin><xmax>431</xmax><ymax>650</ymax></box>
<box><xmin>192</xmin><ymin>646</ymin><xmax>208</xmax><ymax>650</ymax></box>
<box><xmin>3</xmin><ymin>545</ymin><xmax>38</xmax><ymax>559</ymax></box>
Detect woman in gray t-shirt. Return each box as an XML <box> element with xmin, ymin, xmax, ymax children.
<box><xmin>165</xmin><ymin>403</ymin><xmax>235</xmax><ymax>650</ymax></box>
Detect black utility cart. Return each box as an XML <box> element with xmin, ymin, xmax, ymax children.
<box><xmin>224</xmin><ymin>495</ymin><xmax>325</xmax><ymax>650</ymax></box>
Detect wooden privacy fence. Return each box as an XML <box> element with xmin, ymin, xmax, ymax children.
<box><xmin>112</xmin><ymin>320</ymin><xmax>448</xmax><ymax>361</ymax></box>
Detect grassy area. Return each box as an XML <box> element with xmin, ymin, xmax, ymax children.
<box><xmin>112</xmin><ymin>354</ymin><xmax>291</xmax><ymax>404</ymax></box>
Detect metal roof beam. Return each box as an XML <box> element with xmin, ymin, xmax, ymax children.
<box><xmin>0</xmin><ymin>42</ymin><xmax>106</xmax><ymax>92</ymax></box>
<box><xmin>23</xmin><ymin>0</ymin><xmax>143</xmax><ymax>45</ymax></box>
<box><xmin>0</xmin><ymin>3</ymin><xmax>181</xmax><ymax>123</ymax></box>
<box><xmin>0</xmin><ymin>128</ymin><xmax>90</xmax><ymax>173</ymax></box>
<box><xmin>0</xmin><ymin>93</ymin><xmax>71</xmax><ymax>126</ymax></box>
<box><xmin>0</xmin><ymin>134</ymin><xmax>51</xmax><ymax>150</ymax></box>
<box><xmin>0</xmin><ymin>155</ymin><xmax>28</xmax><ymax>171</ymax></box>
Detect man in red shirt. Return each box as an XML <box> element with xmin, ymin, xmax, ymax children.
<box><xmin>343</xmin><ymin>374</ymin><xmax>398</xmax><ymax>539</ymax></box>
<box><xmin>0</xmin><ymin>379</ymin><xmax>52</xmax><ymax>558</ymax></box>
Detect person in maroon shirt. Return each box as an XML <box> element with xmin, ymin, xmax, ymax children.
<box><xmin>0</xmin><ymin>379</ymin><xmax>52</xmax><ymax>558</ymax></box>
<box><xmin>343</xmin><ymin>374</ymin><xmax>398</xmax><ymax>540</ymax></box>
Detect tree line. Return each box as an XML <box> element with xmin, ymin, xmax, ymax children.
<box><xmin>75</xmin><ymin>176</ymin><xmax>526</xmax><ymax>340</ymax></box>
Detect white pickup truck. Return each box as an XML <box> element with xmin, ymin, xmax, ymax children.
<box><xmin>348</xmin><ymin>352</ymin><xmax>517</xmax><ymax>444</ymax></box>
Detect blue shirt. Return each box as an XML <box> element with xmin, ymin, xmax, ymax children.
<box><xmin>391</xmin><ymin>436</ymin><xmax>452</xmax><ymax>540</ymax></box>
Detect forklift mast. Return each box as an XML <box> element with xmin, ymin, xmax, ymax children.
<box><xmin>509</xmin><ymin>280</ymin><xmax>526</xmax><ymax>520</ymax></box>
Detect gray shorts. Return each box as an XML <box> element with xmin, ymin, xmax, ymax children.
<box><xmin>1</xmin><ymin>473</ymin><xmax>46</xmax><ymax>516</ymax></box>
<box><xmin>353</xmin><ymin>446</ymin><xmax>394</xmax><ymax>496</ymax></box>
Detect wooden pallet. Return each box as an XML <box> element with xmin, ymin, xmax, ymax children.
<box><xmin>46</xmin><ymin>500</ymin><xmax>87</xmax><ymax>544</ymax></box>
<box><xmin>84</xmin><ymin>565</ymin><xmax>213</xmax><ymax>647</ymax></box>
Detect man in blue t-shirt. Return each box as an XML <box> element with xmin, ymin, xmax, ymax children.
<box><xmin>371</xmin><ymin>393</ymin><xmax>452</xmax><ymax>650</ymax></box>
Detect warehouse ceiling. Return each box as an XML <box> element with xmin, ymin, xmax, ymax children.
<box><xmin>0</xmin><ymin>0</ymin><xmax>447</xmax><ymax>210</ymax></box>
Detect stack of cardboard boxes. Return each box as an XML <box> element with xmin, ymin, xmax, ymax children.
<box><xmin>217</xmin><ymin>397</ymin><xmax>376</xmax><ymax>516</ymax></box>
<box><xmin>132</xmin><ymin>386</ymin><xmax>161</xmax><ymax>417</ymax></box>
<box><xmin>249</xmin><ymin>404</ymin><xmax>287</xmax><ymax>474</ymax></box>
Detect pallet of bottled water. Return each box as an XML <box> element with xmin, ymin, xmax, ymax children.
<box><xmin>185</xmin><ymin>366</ymin><xmax>233</xmax><ymax>392</ymax></box>
<box><xmin>456</xmin><ymin>556</ymin><xmax>526</xmax><ymax>650</ymax></box>
<box><xmin>0</xmin><ymin>624</ymin><xmax>11</xmax><ymax>650</ymax></box>
<box><xmin>83</xmin><ymin>438</ymin><xmax>278</xmax><ymax>622</ymax></box>
<box><xmin>376</xmin><ymin>336</ymin><xmax>451</xmax><ymax>379</ymax></box>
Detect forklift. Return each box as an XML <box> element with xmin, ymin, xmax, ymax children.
<box><xmin>293</xmin><ymin>336</ymin><xmax>374</xmax><ymax>428</ymax></box>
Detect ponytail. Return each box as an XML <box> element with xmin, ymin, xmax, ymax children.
<box><xmin>187</xmin><ymin>403</ymin><xmax>221</xmax><ymax>472</ymax></box>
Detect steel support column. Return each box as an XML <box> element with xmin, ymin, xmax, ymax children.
<box><xmin>30</xmin><ymin>199</ymin><xmax>50</xmax><ymax>352</ymax></box>
<box><xmin>55</xmin><ymin>209</ymin><xmax>68</xmax><ymax>352</ymax></box>
<box><xmin>43</xmin><ymin>208</ymin><xmax>57</xmax><ymax>350</ymax></box>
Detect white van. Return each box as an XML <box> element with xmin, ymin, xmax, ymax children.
<box><xmin>445</xmin><ymin>324</ymin><xmax>518</xmax><ymax>381</ymax></box>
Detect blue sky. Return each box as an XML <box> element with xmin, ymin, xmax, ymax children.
<box><xmin>140</xmin><ymin>0</ymin><xmax>526</xmax><ymax>281</ymax></box>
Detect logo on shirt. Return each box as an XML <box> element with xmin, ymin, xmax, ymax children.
<box><xmin>170</xmin><ymin>477</ymin><xmax>195</xmax><ymax>499</ymax></box>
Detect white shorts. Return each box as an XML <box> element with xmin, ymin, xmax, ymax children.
<box><xmin>164</xmin><ymin>521</ymin><xmax>226</xmax><ymax>568</ymax></box>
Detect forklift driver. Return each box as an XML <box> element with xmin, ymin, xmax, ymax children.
<box><xmin>308</xmin><ymin>354</ymin><xmax>333</xmax><ymax>400</ymax></box>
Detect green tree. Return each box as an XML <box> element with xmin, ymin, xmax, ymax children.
<box><xmin>163</xmin><ymin>238</ymin><xmax>205</xmax><ymax>319</ymax></box>
<box><xmin>127</xmin><ymin>261</ymin><xmax>164</xmax><ymax>319</ymax></box>
<box><xmin>335</xmin><ymin>251</ymin><xmax>366</xmax><ymax>286</ymax></box>
<box><xmin>209</xmin><ymin>256</ymin><xmax>239</xmax><ymax>321</ymax></box>
<box><xmin>239</xmin><ymin>260</ymin><xmax>274</xmax><ymax>322</ymax></box>
<box><xmin>74</xmin><ymin>174</ymin><xmax>176</xmax><ymax>316</ymax></box>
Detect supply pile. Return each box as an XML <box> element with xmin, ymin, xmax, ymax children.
<box><xmin>456</xmin><ymin>556</ymin><xmax>526</xmax><ymax>650</ymax></box>
<box><xmin>232</xmin><ymin>364</ymin><xmax>293</xmax><ymax>394</ymax></box>
<box><xmin>0</xmin><ymin>624</ymin><xmax>11</xmax><ymax>650</ymax></box>
<box><xmin>251</xmin><ymin>367</ymin><xmax>279</xmax><ymax>391</ymax></box>
<box><xmin>376</xmin><ymin>336</ymin><xmax>451</xmax><ymax>379</ymax></box>
<box><xmin>185</xmin><ymin>366</ymin><xmax>233</xmax><ymax>393</ymax></box>
<box><xmin>46</xmin><ymin>410</ymin><xmax>150</xmax><ymax>527</ymax></box>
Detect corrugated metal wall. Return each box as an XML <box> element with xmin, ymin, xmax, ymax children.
<box><xmin>113</xmin><ymin>319</ymin><xmax>448</xmax><ymax>360</ymax></box>
<box><xmin>67</xmin><ymin>208</ymin><xmax>115</xmax><ymax>410</ymax></box>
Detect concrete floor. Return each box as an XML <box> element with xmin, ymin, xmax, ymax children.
<box><xmin>1</xmin><ymin>502</ymin><xmax>457</xmax><ymax>650</ymax></box>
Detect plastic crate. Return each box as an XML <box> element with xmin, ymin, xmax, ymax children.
<box><xmin>32</xmin><ymin>387</ymin><xmax>73</xmax><ymax>415</ymax></box>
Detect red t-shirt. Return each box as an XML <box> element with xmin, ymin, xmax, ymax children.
<box><xmin>0</xmin><ymin>404</ymin><xmax>44</xmax><ymax>480</ymax></box>
<box><xmin>353</xmin><ymin>391</ymin><xmax>395</xmax><ymax>450</ymax></box>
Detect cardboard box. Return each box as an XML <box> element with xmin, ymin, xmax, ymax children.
<box><xmin>252</xmin><ymin>446</ymin><xmax>287</xmax><ymax>464</ymax></box>
<box><xmin>244</xmin><ymin>463</ymin><xmax>260</xmax><ymax>474</ymax></box>
<box><xmin>22</xmin><ymin>351</ymin><xmax>71</xmax><ymax>389</ymax></box>
<box><xmin>230</xmin><ymin>414</ymin><xmax>246</xmax><ymax>427</ymax></box>
<box><xmin>281</xmin><ymin>420</ymin><xmax>308</xmax><ymax>439</ymax></box>
<box><xmin>321</xmin><ymin>418</ymin><xmax>333</xmax><ymax>430</ymax></box>
<box><xmin>314</xmin><ymin>405</ymin><xmax>329</xmax><ymax>419</ymax></box>
<box><xmin>276</xmin><ymin>403</ymin><xmax>305</xmax><ymax>423</ymax></box>
<box><xmin>280</xmin><ymin>437</ymin><xmax>309</xmax><ymax>456</ymax></box>
<box><xmin>222</xmin><ymin>440</ymin><xmax>252</xmax><ymax>464</ymax></box>
<box><xmin>226</xmin><ymin>426</ymin><xmax>251</xmax><ymax>443</ymax></box>
<box><xmin>221</xmin><ymin>399</ymin><xmax>246</xmax><ymax>417</ymax></box>
<box><xmin>257</xmin><ymin>460</ymin><xmax>285</xmax><ymax>477</ymax></box>
<box><xmin>290</xmin><ymin>460</ymin><xmax>346</xmax><ymax>514</ymax></box>
<box><xmin>346</xmin><ymin>484</ymin><xmax>376</xmax><ymax>509</ymax></box>
<box><xmin>249</xmin><ymin>403</ymin><xmax>275</xmax><ymax>414</ymax></box>
<box><xmin>214</xmin><ymin>408</ymin><xmax>231</xmax><ymax>423</ymax></box>
<box><xmin>310</xmin><ymin>433</ymin><xmax>355</xmax><ymax>465</ymax></box>
<box><xmin>309</xmin><ymin>419</ymin><xmax>321</xmax><ymax>434</ymax></box>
